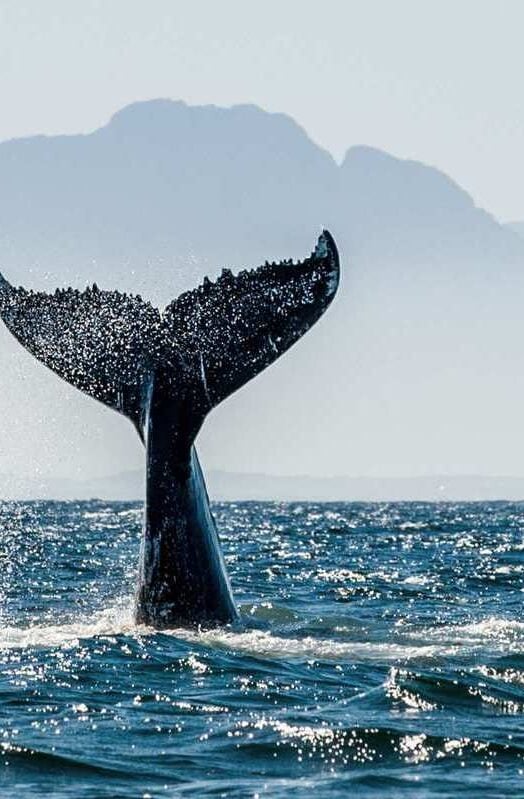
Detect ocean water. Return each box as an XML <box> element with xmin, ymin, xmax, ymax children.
<box><xmin>0</xmin><ymin>501</ymin><xmax>523</xmax><ymax>798</ymax></box>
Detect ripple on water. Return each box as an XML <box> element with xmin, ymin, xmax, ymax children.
<box><xmin>0</xmin><ymin>500</ymin><xmax>523</xmax><ymax>797</ymax></box>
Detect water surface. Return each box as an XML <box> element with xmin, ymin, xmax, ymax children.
<box><xmin>0</xmin><ymin>500</ymin><xmax>523</xmax><ymax>797</ymax></box>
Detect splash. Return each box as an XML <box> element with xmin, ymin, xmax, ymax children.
<box><xmin>0</xmin><ymin>601</ymin><xmax>461</xmax><ymax>663</ymax></box>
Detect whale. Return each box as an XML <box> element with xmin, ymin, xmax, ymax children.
<box><xmin>0</xmin><ymin>230</ymin><xmax>340</xmax><ymax>627</ymax></box>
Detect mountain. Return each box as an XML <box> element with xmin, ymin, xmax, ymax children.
<box><xmin>0</xmin><ymin>99</ymin><xmax>523</xmax><ymax>488</ymax></box>
<box><xmin>2</xmin><ymin>100</ymin><xmax>521</xmax><ymax>294</ymax></box>
<box><xmin>0</xmin><ymin>101</ymin><xmax>336</xmax><ymax>299</ymax></box>
<box><xmin>342</xmin><ymin>146</ymin><xmax>524</xmax><ymax>269</ymax></box>
<box><xmin>507</xmin><ymin>221</ymin><xmax>524</xmax><ymax>239</ymax></box>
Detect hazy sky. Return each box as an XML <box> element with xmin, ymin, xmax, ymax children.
<box><xmin>1</xmin><ymin>0</ymin><xmax>524</xmax><ymax>221</ymax></box>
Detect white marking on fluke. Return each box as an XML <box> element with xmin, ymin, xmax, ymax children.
<box><xmin>268</xmin><ymin>334</ymin><xmax>278</xmax><ymax>354</ymax></box>
<box><xmin>314</xmin><ymin>233</ymin><xmax>328</xmax><ymax>259</ymax></box>
<box><xmin>199</xmin><ymin>350</ymin><xmax>212</xmax><ymax>407</ymax></box>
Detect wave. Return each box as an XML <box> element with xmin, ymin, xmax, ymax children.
<box><xmin>0</xmin><ymin>602</ymin><xmax>138</xmax><ymax>649</ymax></box>
<box><xmin>176</xmin><ymin>627</ymin><xmax>459</xmax><ymax>662</ymax></box>
<box><xmin>410</xmin><ymin>616</ymin><xmax>524</xmax><ymax>651</ymax></box>
<box><xmin>0</xmin><ymin>602</ymin><xmax>457</xmax><ymax>662</ymax></box>
<box><xmin>228</xmin><ymin>719</ymin><xmax>524</xmax><ymax>767</ymax></box>
<box><xmin>2</xmin><ymin>602</ymin><xmax>524</xmax><ymax>664</ymax></box>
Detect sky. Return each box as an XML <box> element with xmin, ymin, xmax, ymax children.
<box><xmin>1</xmin><ymin>0</ymin><xmax>524</xmax><ymax>488</ymax></box>
<box><xmin>1</xmin><ymin>0</ymin><xmax>524</xmax><ymax>222</ymax></box>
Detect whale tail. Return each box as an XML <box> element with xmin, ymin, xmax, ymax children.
<box><xmin>0</xmin><ymin>231</ymin><xmax>339</xmax><ymax>438</ymax></box>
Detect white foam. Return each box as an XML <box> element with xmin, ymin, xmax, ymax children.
<box><xmin>408</xmin><ymin>616</ymin><xmax>524</xmax><ymax>651</ymax></box>
<box><xmin>3</xmin><ymin>605</ymin><xmax>521</xmax><ymax>662</ymax></box>
<box><xmin>0</xmin><ymin>603</ymin><xmax>459</xmax><ymax>662</ymax></box>
<box><xmin>179</xmin><ymin>628</ymin><xmax>459</xmax><ymax>662</ymax></box>
<box><xmin>0</xmin><ymin>603</ymin><xmax>138</xmax><ymax>650</ymax></box>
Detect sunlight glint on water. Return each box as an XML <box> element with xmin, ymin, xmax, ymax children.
<box><xmin>0</xmin><ymin>500</ymin><xmax>523</xmax><ymax>798</ymax></box>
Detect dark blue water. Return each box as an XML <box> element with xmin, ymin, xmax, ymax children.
<box><xmin>0</xmin><ymin>501</ymin><xmax>523</xmax><ymax>797</ymax></box>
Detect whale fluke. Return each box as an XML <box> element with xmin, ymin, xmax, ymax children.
<box><xmin>0</xmin><ymin>230</ymin><xmax>339</xmax><ymax>442</ymax></box>
<box><xmin>0</xmin><ymin>231</ymin><xmax>340</xmax><ymax>627</ymax></box>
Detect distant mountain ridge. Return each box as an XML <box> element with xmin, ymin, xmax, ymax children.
<box><xmin>1</xmin><ymin>99</ymin><xmax>522</xmax><ymax>296</ymax></box>
<box><xmin>0</xmin><ymin>99</ymin><xmax>523</xmax><ymax>486</ymax></box>
<box><xmin>2</xmin><ymin>469</ymin><xmax>524</xmax><ymax>503</ymax></box>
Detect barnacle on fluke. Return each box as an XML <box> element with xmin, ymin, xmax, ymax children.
<box><xmin>0</xmin><ymin>231</ymin><xmax>340</xmax><ymax>627</ymax></box>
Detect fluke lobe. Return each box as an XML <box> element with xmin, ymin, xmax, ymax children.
<box><xmin>0</xmin><ymin>231</ymin><xmax>340</xmax><ymax>627</ymax></box>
